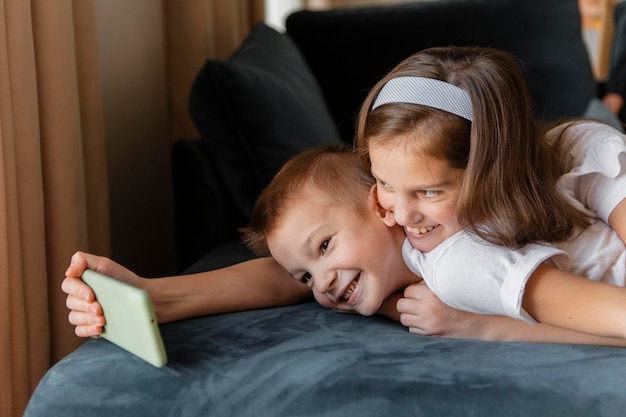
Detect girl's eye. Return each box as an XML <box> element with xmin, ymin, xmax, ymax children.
<box><xmin>376</xmin><ymin>179</ymin><xmax>392</xmax><ymax>190</ymax></box>
<box><xmin>419</xmin><ymin>190</ymin><xmax>442</xmax><ymax>199</ymax></box>
<box><xmin>301</xmin><ymin>272</ymin><xmax>312</xmax><ymax>283</ymax></box>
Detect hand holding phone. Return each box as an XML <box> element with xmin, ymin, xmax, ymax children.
<box><xmin>81</xmin><ymin>269</ymin><xmax>167</xmax><ymax>367</ymax></box>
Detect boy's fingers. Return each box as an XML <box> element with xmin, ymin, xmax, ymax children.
<box><xmin>65</xmin><ymin>250</ymin><xmax>109</xmax><ymax>278</ymax></box>
<box><xmin>65</xmin><ymin>251</ymin><xmax>89</xmax><ymax>277</ymax></box>
<box><xmin>65</xmin><ymin>292</ymin><xmax>102</xmax><ymax>316</ymax></box>
<box><xmin>74</xmin><ymin>324</ymin><xmax>103</xmax><ymax>338</ymax></box>
<box><xmin>61</xmin><ymin>276</ymin><xmax>95</xmax><ymax>302</ymax></box>
<box><xmin>67</xmin><ymin>310</ymin><xmax>105</xmax><ymax>327</ymax></box>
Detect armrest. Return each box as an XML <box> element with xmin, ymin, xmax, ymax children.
<box><xmin>171</xmin><ymin>139</ymin><xmax>247</xmax><ymax>272</ymax></box>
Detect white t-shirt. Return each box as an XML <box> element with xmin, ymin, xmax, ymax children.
<box><xmin>402</xmin><ymin>122</ymin><xmax>626</xmax><ymax>323</ymax></box>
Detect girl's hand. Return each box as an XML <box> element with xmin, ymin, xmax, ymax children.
<box><xmin>397</xmin><ymin>282</ymin><xmax>485</xmax><ymax>337</ymax></box>
<box><xmin>401</xmin><ymin>275</ymin><xmax>626</xmax><ymax>345</ymax></box>
<box><xmin>62</xmin><ymin>251</ymin><xmax>143</xmax><ymax>337</ymax></box>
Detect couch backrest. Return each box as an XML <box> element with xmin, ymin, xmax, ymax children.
<box><xmin>286</xmin><ymin>0</ymin><xmax>596</xmax><ymax>142</ymax></box>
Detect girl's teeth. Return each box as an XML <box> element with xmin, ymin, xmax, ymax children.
<box><xmin>409</xmin><ymin>226</ymin><xmax>435</xmax><ymax>235</ymax></box>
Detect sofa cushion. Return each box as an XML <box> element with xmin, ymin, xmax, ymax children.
<box><xmin>286</xmin><ymin>0</ymin><xmax>596</xmax><ymax>140</ymax></box>
<box><xmin>25</xmin><ymin>302</ymin><xmax>626</xmax><ymax>417</ymax></box>
<box><xmin>189</xmin><ymin>23</ymin><xmax>342</xmax><ymax>221</ymax></box>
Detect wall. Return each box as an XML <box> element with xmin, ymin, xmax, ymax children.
<box><xmin>95</xmin><ymin>0</ymin><xmax>176</xmax><ymax>276</ymax></box>
<box><xmin>265</xmin><ymin>0</ymin><xmax>425</xmax><ymax>31</ymax></box>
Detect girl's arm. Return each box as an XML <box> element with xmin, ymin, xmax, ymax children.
<box><xmin>523</xmin><ymin>263</ymin><xmax>626</xmax><ymax>340</ymax></box>
<box><xmin>397</xmin><ymin>281</ymin><xmax>626</xmax><ymax>346</ymax></box>
<box><xmin>63</xmin><ymin>252</ymin><xmax>311</xmax><ymax>337</ymax></box>
<box><xmin>608</xmin><ymin>197</ymin><xmax>626</xmax><ymax>245</ymax></box>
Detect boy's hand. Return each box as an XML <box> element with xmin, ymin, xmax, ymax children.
<box><xmin>62</xmin><ymin>251</ymin><xmax>142</xmax><ymax>337</ymax></box>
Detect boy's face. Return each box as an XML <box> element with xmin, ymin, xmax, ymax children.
<box><xmin>369</xmin><ymin>138</ymin><xmax>464</xmax><ymax>253</ymax></box>
<box><xmin>267</xmin><ymin>187</ymin><xmax>413</xmax><ymax>316</ymax></box>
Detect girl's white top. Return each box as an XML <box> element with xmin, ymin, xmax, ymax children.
<box><xmin>402</xmin><ymin>121</ymin><xmax>626</xmax><ymax>322</ymax></box>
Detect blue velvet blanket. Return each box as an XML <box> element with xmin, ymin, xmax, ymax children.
<box><xmin>25</xmin><ymin>302</ymin><xmax>626</xmax><ymax>417</ymax></box>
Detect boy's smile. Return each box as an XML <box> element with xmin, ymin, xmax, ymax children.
<box><xmin>369</xmin><ymin>140</ymin><xmax>465</xmax><ymax>253</ymax></box>
<box><xmin>266</xmin><ymin>184</ymin><xmax>414</xmax><ymax>316</ymax></box>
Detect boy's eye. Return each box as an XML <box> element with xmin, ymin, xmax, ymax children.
<box><xmin>301</xmin><ymin>272</ymin><xmax>312</xmax><ymax>283</ymax></box>
<box><xmin>320</xmin><ymin>238</ymin><xmax>330</xmax><ymax>254</ymax></box>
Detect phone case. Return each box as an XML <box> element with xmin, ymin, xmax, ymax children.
<box><xmin>81</xmin><ymin>269</ymin><xmax>167</xmax><ymax>367</ymax></box>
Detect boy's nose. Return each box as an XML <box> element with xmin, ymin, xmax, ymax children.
<box><xmin>313</xmin><ymin>269</ymin><xmax>338</xmax><ymax>300</ymax></box>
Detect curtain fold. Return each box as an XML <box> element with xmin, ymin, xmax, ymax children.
<box><xmin>0</xmin><ymin>1</ymin><xmax>109</xmax><ymax>416</ymax></box>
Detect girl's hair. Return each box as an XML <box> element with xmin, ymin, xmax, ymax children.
<box><xmin>241</xmin><ymin>144</ymin><xmax>375</xmax><ymax>256</ymax></box>
<box><xmin>357</xmin><ymin>46</ymin><xmax>591</xmax><ymax>248</ymax></box>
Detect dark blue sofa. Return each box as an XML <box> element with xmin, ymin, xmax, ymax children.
<box><xmin>26</xmin><ymin>303</ymin><xmax>626</xmax><ymax>416</ymax></box>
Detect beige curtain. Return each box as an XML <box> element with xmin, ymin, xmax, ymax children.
<box><xmin>165</xmin><ymin>0</ymin><xmax>265</xmax><ymax>141</ymax></box>
<box><xmin>0</xmin><ymin>1</ymin><xmax>110</xmax><ymax>416</ymax></box>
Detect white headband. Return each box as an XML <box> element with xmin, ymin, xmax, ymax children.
<box><xmin>372</xmin><ymin>76</ymin><xmax>473</xmax><ymax>121</ymax></box>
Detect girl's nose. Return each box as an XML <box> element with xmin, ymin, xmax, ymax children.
<box><xmin>393</xmin><ymin>196</ymin><xmax>422</xmax><ymax>227</ymax></box>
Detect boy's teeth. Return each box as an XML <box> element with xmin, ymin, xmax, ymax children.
<box><xmin>343</xmin><ymin>279</ymin><xmax>358</xmax><ymax>301</ymax></box>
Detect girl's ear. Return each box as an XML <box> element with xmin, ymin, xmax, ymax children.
<box><xmin>368</xmin><ymin>185</ymin><xmax>397</xmax><ymax>227</ymax></box>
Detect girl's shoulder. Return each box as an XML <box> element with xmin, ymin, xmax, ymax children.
<box><xmin>547</xmin><ymin>121</ymin><xmax>626</xmax><ymax>163</ymax></box>
<box><xmin>547</xmin><ymin>120</ymin><xmax>625</xmax><ymax>147</ymax></box>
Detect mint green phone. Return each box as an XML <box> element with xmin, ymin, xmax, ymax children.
<box><xmin>81</xmin><ymin>269</ymin><xmax>167</xmax><ymax>368</ymax></box>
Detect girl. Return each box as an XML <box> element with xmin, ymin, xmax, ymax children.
<box><xmin>356</xmin><ymin>46</ymin><xmax>626</xmax><ymax>338</ymax></box>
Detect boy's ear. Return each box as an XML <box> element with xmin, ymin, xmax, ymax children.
<box><xmin>368</xmin><ymin>185</ymin><xmax>397</xmax><ymax>227</ymax></box>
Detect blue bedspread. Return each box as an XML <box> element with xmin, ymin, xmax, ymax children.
<box><xmin>25</xmin><ymin>302</ymin><xmax>626</xmax><ymax>417</ymax></box>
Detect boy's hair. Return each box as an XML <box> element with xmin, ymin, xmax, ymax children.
<box><xmin>241</xmin><ymin>144</ymin><xmax>375</xmax><ymax>256</ymax></box>
<box><xmin>357</xmin><ymin>46</ymin><xmax>591</xmax><ymax>248</ymax></box>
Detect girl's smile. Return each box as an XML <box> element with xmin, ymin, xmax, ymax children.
<box><xmin>405</xmin><ymin>224</ymin><xmax>442</xmax><ymax>242</ymax></box>
<box><xmin>369</xmin><ymin>140</ymin><xmax>465</xmax><ymax>253</ymax></box>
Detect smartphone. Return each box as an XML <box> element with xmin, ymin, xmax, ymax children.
<box><xmin>81</xmin><ymin>269</ymin><xmax>167</xmax><ymax>368</ymax></box>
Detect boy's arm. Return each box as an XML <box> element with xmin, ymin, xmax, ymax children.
<box><xmin>147</xmin><ymin>257</ymin><xmax>311</xmax><ymax>324</ymax></box>
<box><xmin>523</xmin><ymin>263</ymin><xmax>626</xmax><ymax>340</ymax></box>
<box><xmin>397</xmin><ymin>281</ymin><xmax>626</xmax><ymax>347</ymax></box>
<box><xmin>63</xmin><ymin>252</ymin><xmax>311</xmax><ymax>337</ymax></box>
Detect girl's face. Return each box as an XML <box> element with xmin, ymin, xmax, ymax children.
<box><xmin>369</xmin><ymin>138</ymin><xmax>465</xmax><ymax>253</ymax></box>
<box><xmin>266</xmin><ymin>187</ymin><xmax>416</xmax><ymax>316</ymax></box>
